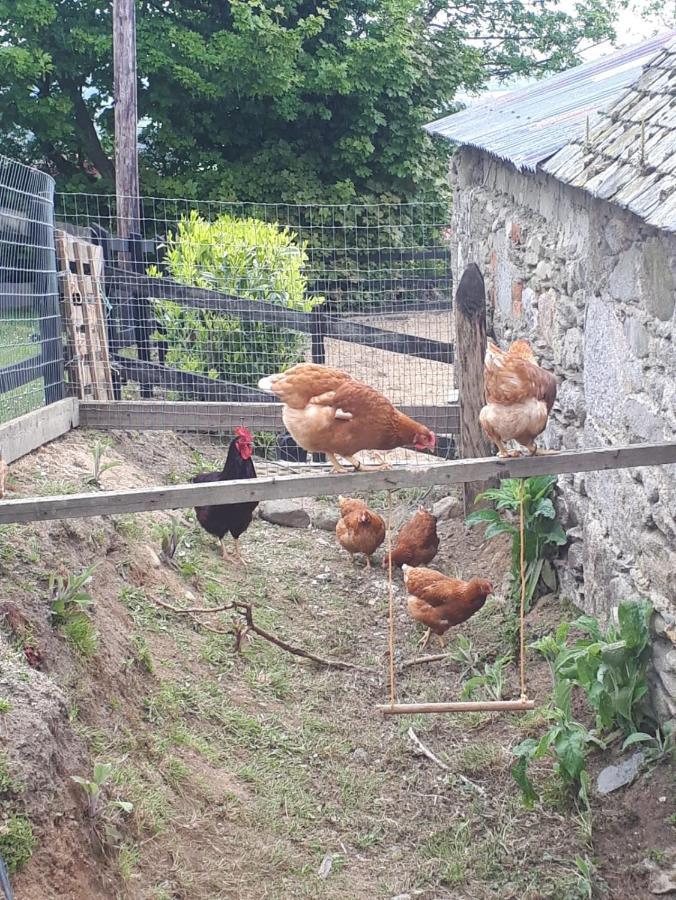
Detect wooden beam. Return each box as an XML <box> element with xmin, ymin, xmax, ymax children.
<box><xmin>0</xmin><ymin>399</ymin><xmax>79</xmax><ymax>465</ymax></box>
<box><xmin>0</xmin><ymin>440</ymin><xmax>674</xmax><ymax>524</ymax></box>
<box><xmin>78</xmin><ymin>400</ymin><xmax>460</xmax><ymax>434</ymax></box>
<box><xmin>454</xmin><ymin>264</ymin><xmax>493</xmax><ymax>512</ymax></box>
<box><xmin>0</xmin><ymin>355</ymin><xmax>43</xmax><ymax>394</ymax></box>
<box><xmin>377</xmin><ymin>699</ymin><xmax>536</xmax><ymax>714</ymax></box>
<box><xmin>113</xmin><ymin>0</ymin><xmax>140</xmax><ymax>240</ymax></box>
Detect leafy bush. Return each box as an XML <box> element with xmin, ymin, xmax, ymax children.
<box><xmin>512</xmin><ymin>599</ymin><xmax>654</xmax><ymax>809</ymax></box>
<box><xmin>512</xmin><ymin>677</ymin><xmax>604</xmax><ymax>810</ymax></box>
<box><xmin>49</xmin><ymin>565</ymin><xmax>98</xmax><ymax>658</ymax></box>
<box><xmin>466</xmin><ymin>476</ymin><xmax>566</xmax><ymax>611</ymax></box>
<box><xmin>151</xmin><ymin>211</ymin><xmax>322</xmax><ymax>392</ymax></box>
<box><xmin>538</xmin><ymin>600</ymin><xmax>653</xmax><ymax>736</ymax></box>
<box><xmin>0</xmin><ymin>815</ymin><xmax>37</xmax><ymax>873</ymax></box>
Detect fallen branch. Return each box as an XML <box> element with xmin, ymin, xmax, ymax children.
<box><xmin>399</xmin><ymin>653</ymin><xmax>451</xmax><ymax>670</ymax></box>
<box><xmin>407</xmin><ymin>727</ymin><xmax>450</xmax><ymax>772</ymax></box>
<box><xmin>152</xmin><ymin>595</ymin><xmax>377</xmax><ymax>674</ymax></box>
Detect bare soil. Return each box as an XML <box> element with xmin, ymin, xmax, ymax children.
<box><xmin>0</xmin><ymin>429</ymin><xmax>673</xmax><ymax>900</ymax></box>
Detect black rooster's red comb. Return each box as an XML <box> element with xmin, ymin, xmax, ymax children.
<box><xmin>235</xmin><ymin>426</ymin><xmax>253</xmax><ymax>442</ymax></box>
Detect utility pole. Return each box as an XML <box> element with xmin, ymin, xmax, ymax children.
<box><xmin>113</xmin><ymin>0</ymin><xmax>140</xmax><ymax>242</ymax></box>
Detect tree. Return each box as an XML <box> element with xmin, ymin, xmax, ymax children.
<box><xmin>0</xmin><ymin>0</ymin><xmax>625</xmax><ymax>202</ymax></box>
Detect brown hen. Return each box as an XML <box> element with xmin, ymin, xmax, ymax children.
<box><xmin>335</xmin><ymin>496</ymin><xmax>386</xmax><ymax>568</ymax></box>
<box><xmin>403</xmin><ymin>565</ymin><xmax>493</xmax><ymax>648</ymax></box>
<box><xmin>258</xmin><ymin>364</ymin><xmax>436</xmax><ymax>472</ymax></box>
<box><xmin>383</xmin><ymin>509</ymin><xmax>439</xmax><ymax>569</ymax></box>
<box><xmin>480</xmin><ymin>339</ymin><xmax>557</xmax><ymax>457</ymax></box>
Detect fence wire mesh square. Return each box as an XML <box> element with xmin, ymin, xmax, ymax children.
<box><xmin>54</xmin><ymin>194</ymin><xmax>456</xmax><ymax>465</ymax></box>
<box><xmin>0</xmin><ymin>155</ymin><xmax>63</xmax><ymax>424</ymax></box>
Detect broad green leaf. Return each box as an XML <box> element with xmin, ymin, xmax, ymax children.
<box><xmin>621</xmin><ymin>732</ymin><xmax>653</xmax><ymax>751</ymax></box>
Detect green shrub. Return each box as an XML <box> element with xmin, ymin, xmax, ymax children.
<box><xmin>0</xmin><ymin>815</ymin><xmax>37</xmax><ymax>873</ymax></box>
<box><xmin>537</xmin><ymin>599</ymin><xmax>653</xmax><ymax>736</ymax></box>
<box><xmin>150</xmin><ymin>211</ymin><xmax>322</xmax><ymax>391</ymax></box>
<box><xmin>466</xmin><ymin>476</ymin><xmax>566</xmax><ymax>612</ymax></box>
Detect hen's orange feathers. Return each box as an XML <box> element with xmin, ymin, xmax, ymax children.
<box><xmin>403</xmin><ymin>566</ymin><xmax>493</xmax><ymax>647</ymax></box>
<box><xmin>480</xmin><ymin>339</ymin><xmax>557</xmax><ymax>457</ymax></box>
<box><xmin>335</xmin><ymin>496</ymin><xmax>386</xmax><ymax>567</ymax></box>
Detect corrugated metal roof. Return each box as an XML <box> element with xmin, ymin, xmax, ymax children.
<box><xmin>543</xmin><ymin>39</ymin><xmax>676</xmax><ymax>232</ymax></box>
<box><xmin>424</xmin><ymin>32</ymin><xmax>676</xmax><ymax>171</ymax></box>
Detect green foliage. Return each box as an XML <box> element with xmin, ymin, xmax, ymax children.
<box><xmin>512</xmin><ymin>678</ymin><xmax>604</xmax><ymax>810</ymax></box>
<box><xmin>0</xmin><ymin>698</ymin><xmax>11</xmax><ymax>714</ymax></box>
<box><xmin>534</xmin><ymin>600</ymin><xmax>653</xmax><ymax>736</ymax></box>
<box><xmin>513</xmin><ymin>600</ymin><xmax>654</xmax><ymax>809</ymax></box>
<box><xmin>85</xmin><ymin>440</ymin><xmax>121</xmax><ymax>488</ymax></box>
<box><xmin>460</xmin><ymin>655</ymin><xmax>511</xmax><ymax>702</ymax></box>
<box><xmin>0</xmin><ymin>815</ymin><xmax>37</xmax><ymax>874</ymax></box>
<box><xmin>49</xmin><ymin>564</ymin><xmax>98</xmax><ymax>658</ymax></box>
<box><xmin>466</xmin><ymin>476</ymin><xmax>566</xmax><ymax>611</ymax></box>
<box><xmin>150</xmin><ymin>212</ymin><xmax>320</xmax><ymax>390</ymax></box>
<box><xmin>1</xmin><ymin>0</ymin><xmax>624</xmax><ymax>203</ymax></box>
<box><xmin>447</xmin><ymin>635</ymin><xmax>481</xmax><ymax>679</ymax></box>
<box><xmin>71</xmin><ymin>762</ymin><xmax>134</xmax><ymax>819</ymax></box>
<box><xmin>622</xmin><ymin>723</ymin><xmax>674</xmax><ymax>768</ymax></box>
<box><xmin>158</xmin><ymin>516</ymin><xmax>186</xmax><ymax>564</ymax></box>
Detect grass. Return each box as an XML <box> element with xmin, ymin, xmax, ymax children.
<box><xmin>59</xmin><ymin>613</ymin><xmax>99</xmax><ymax>658</ymax></box>
<box><xmin>0</xmin><ymin>313</ymin><xmax>45</xmax><ymax>424</ymax></box>
<box><xmin>0</xmin><ymin>815</ymin><xmax>37</xmax><ymax>873</ymax></box>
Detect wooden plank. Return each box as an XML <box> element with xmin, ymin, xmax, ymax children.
<box><xmin>113</xmin><ymin>0</ymin><xmax>140</xmax><ymax>241</ymax></box>
<box><xmin>85</xmin><ymin>242</ymin><xmax>115</xmax><ymax>396</ymax></box>
<box><xmin>109</xmin><ymin>269</ymin><xmax>455</xmax><ymax>363</ymax></box>
<box><xmin>108</xmin><ymin>269</ymin><xmax>313</xmax><ymax>331</ymax></box>
<box><xmin>0</xmin><ymin>355</ymin><xmax>43</xmax><ymax>394</ymax></box>
<box><xmin>0</xmin><ymin>399</ymin><xmax>79</xmax><ymax>465</ymax></box>
<box><xmin>325</xmin><ymin>316</ymin><xmax>454</xmax><ymax>364</ymax></box>
<box><xmin>377</xmin><ymin>699</ymin><xmax>536</xmax><ymax>714</ymax></box>
<box><xmin>0</xmin><ymin>440</ymin><xmax>674</xmax><ymax>525</ymax></box>
<box><xmin>78</xmin><ymin>400</ymin><xmax>460</xmax><ymax>434</ymax></box>
<box><xmin>454</xmin><ymin>264</ymin><xmax>493</xmax><ymax>512</ymax></box>
<box><xmin>112</xmin><ymin>355</ymin><xmax>273</xmax><ymax>403</ymax></box>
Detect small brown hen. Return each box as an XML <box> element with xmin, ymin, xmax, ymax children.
<box><xmin>257</xmin><ymin>363</ymin><xmax>436</xmax><ymax>472</ymax></box>
<box><xmin>383</xmin><ymin>509</ymin><xmax>439</xmax><ymax>570</ymax></box>
<box><xmin>403</xmin><ymin>565</ymin><xmax>493</xmax><ymax>648</ymax></box>
<box><xmin>335</xmin><ymin>496</ymin><xmax>386</xmax><ymax>568</ymax></box>
<box><xmin>480</xmin><ymin>339</ymin><xmax>557</xmax><ymax>457</ymax></box>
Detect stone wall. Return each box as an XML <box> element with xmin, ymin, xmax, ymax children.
<box><xmin>450</xmin><ymin>146</ymin><xmax>676</xmax><ymax>720</ymax></box>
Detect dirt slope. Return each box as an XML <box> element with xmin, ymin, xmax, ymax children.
<box><xmin>0</xmin><ymin>429</ymin><xmax>672</xmax><ymax>899</ymax></box>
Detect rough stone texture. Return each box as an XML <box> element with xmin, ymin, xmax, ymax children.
<box><xmin>312</xmin><ymin>508</ymin><xmax>341</xmax><ymax>532</ymax></box>
<box><xmin>451</xmin><ymin>147</ymin><xmax>676</xmax><ymax>720</ymax></box>
<box><xmin>432</xmin><ymin>495</ymin><xmax>464</xmax><ymax>521</ymax></box>
<box><xmin>258</xmin><ymin>500</ymin><xmax>311</xmax><ymax>529</ymax></box>
<box><xmin>596</xmin><ymin>751</ymin><xmax>644</xmax><ymax>795</ymax></box>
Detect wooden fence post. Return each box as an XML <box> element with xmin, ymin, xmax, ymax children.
<box><xmin>129</xmin><ymin>232</ymin><xmax>153</xmax><ymax>399</ymax></box>
<box><xmin>454</xmin><ymin>263</ymin><xmax>493</xmax><ymax>513</ymax></box>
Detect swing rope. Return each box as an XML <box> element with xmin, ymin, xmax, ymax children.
<box><xmin>382</xmin><ymin>480</ymin><xmax>530</xmax><ymax>713</ymax></box>
<box><xmin>386</xmin><ymin>489</ymin><xmax>396</xmax><ymax>706</ymax></box>
<box><xmin>518</xmin><ymin>478</ymin><xmax>528</xmax><ymax>701</ymax></box>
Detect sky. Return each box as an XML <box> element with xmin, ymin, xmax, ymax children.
<box><xmin>459</xmin><ymin>0</ymin><xmax>675</xmax><ymax>104</ymax></box>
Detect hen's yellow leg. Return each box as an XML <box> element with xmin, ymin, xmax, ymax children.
<box><xmin>327</xmin><ymin>453</ymin><xmax>350</xmax><ymax>473</ymax></box>
<box><xmin>418</xmin><ymin>628</ymin><xmax>432</xmax><ymax>649</ymax></box>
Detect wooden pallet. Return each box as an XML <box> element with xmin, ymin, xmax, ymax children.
<box><xmin>55</xmin><ymin>230</ymin><xmax>114</xmax><ymax>400</ymax></box>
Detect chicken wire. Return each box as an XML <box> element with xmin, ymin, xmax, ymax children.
<box><xmin>0</xmin><ymin>156</ymin><xmax>63</xmax><ymax>424</ymax></box>
<box><xmin>55</xmin><ymin>193</ymin><xmax>456</xmax><ymax>465</ymax></box>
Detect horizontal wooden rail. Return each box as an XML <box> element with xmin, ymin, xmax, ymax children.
<box><xmin>107</xmin><ymin>268</ymin><xmax>454</xmax><ymax>364</ymax></box>
<box><xmin>377</xmin><ymin>699</ymin><xmax>536</xmax><ymax>714</ymax></box>
<box><xmin>0</xmin><ymin>398</ymin><xmax>79</xmax><ymax>464</ymax></box>
<box><xmin>0</xmin><ymin>440</ymin><xmax>674</xmax><ymax>525</ymax></box>
<box><xmin>111</xmin><ymin>355</ymin><xmax>272</xmax><ymax>403</ymax></box>
<box><xmin>78</xmin><ymin>400</ymin><xmax>460</xmax><ymax>434</ymax></box>
<box><xmin>0</xmin><ymin>354</ymin><xmax>44</xmax><ymax>394</ymax></box>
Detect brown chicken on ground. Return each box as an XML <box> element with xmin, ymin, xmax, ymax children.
<box><xmin>403</xmin><ymin>565</ymin><xmax>493</xmax><ymax>648</ymax></box>
<box><xmin>257</xmin><ymin>363</ymin><xmax>436</xmax><ymax>472</ymax></box>
<box><xmin>383</xmin><ymin>509</ymin><xmax>439</xmax><ymax>570</ymax></box>
<box><xmin>335</xmin><ymin>496</ymin><xmax>386</xmax><ymax>568</ymax></box>
<box><xmin>480</xmin><ymin>339</ymin><xmax>557</xmax><ymax>457</ymax></box>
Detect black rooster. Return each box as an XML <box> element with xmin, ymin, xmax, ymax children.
<box><xmin>192</xmin><ymin>427</ymin><xmax>258</xmax><ymax>564</ymax></box>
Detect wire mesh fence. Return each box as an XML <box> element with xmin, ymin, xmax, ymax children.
<box><xmin>54</xmin><ymin>194</ymin><xmax>457</xmax><ymax>465</ymax></box>
<box><xmin>0</xmin><ymin>156</ymin><xmax>63</xmax><ymax>424</ymax></box>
